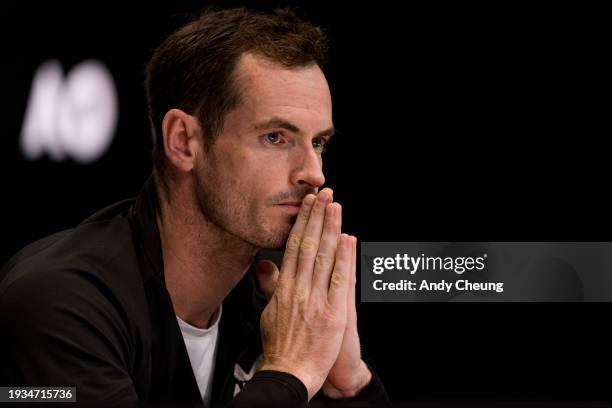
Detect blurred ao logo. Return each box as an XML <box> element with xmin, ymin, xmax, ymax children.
<box><xmin>20</xmin><ymin>60</ymin><xmax>118</xmax><ymax>164</ymax></box>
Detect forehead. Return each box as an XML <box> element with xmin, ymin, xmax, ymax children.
<box><xmin>232</xmin><ymin>52</ymin><xmax>332</xmax><ymax>127</ymax></box>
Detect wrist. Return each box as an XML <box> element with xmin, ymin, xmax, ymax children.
<box><xmin>323</xmin><ymin>360</ymin><xmax>373</xmax><ymax>399</ymax></box>
<box><xmin>258</xmin><ymin>362</ymin><xmax>323</xmax><ymax>401</ymax></box>
<box><xmin>346</xmin><ymin>360</ymin><xmax>373</xmax><ymax>397</ymax></box>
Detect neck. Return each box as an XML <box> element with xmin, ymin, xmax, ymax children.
<box><xmin>157</xmin><ymin>181</ymin><xmax>257</xmax><ymax>329</ymax></box>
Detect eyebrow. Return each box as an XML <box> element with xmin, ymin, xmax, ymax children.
<box><xmin>254</xmin><ymin>117</ymin><xmax>335</xmax><ymax>140</ymax></box>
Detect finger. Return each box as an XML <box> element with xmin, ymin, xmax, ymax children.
<box><xmin>311</xmin><ymin>202</ymin><xmax>342</xmax><ymax>298</ymax></box>
<box><xmin>347</xmin><ymin>236</ymin><xmax>357</xmax><ymax>327</ymax></box>
<box><xmin>279</xmin><ymin>193</ymin><xmax>316</xmax><ymax>283</ymax></box>
<box><xmin>294</xmin><ymin>188</ymin><xmax>333</xmax><ymax>291</ymax></box>
<box><xmin>328</xmin><ymin>233</ymin><xmax>352</xmax><ymax>310</ymax></box>
<box><xmin>255</xmin><ymin>260</ymin><xmax>280</xmax><ymax>300</ymax></box>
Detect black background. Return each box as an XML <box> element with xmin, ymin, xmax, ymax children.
<box><xmin>1</xmin><ymin>1</ymin><xmax>610</xmax><ymax>405</ymax></box>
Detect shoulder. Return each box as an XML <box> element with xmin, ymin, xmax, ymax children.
<box><xmin>2</xmin><ymin>197</ymin><xmax>139</xmax><ymax>286</ymax></box>
<box><xmin>0</xmin><ymin>197</ymin><xmax>148</xmax><ymax>344</ymax></box>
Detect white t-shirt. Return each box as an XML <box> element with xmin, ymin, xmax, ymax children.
<box><xmin>176</xmin><ymin>305</ymin><xmax>222</xmax><ymax>407</ymax></box>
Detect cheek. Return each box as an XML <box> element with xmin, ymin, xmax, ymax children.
<box><xmin>216</xmin><ymin>149</ymin><xmax>252</xmax><ymax>184</ymax></box>
<box><xmin>215</xmin><ymin>142</ymin><xmax>290</xmax><ymax>204</ymax></box>
<box><xmin>222</xmin><ymin>152</ymin><xmax>270</xmax><ymax>200</ymax></box>
<box><xmin>248</xmin><ymin>163</ymin><xmax>289</xmax><ymax>211</ymax></box>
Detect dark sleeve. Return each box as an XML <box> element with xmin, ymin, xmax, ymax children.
<box><xmin>225</xmin><ymin>370</ymin><xmax>308</xmax><ymax>408</ymax></box>
<box><xmin>0</xmin><ymin>269</ymin><xmax>138</xmax><ymax>408</ymax></box>
<box><xmin>225</xmin><ymin>364</ymin><xmax>390</xmax><ymax>408</ymax></box>
<box><xmin>310</xmin><ymin>363</ymin><xmax>391</xmax><ymax>407</ymax></box>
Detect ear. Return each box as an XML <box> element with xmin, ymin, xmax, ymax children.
<box><xmin>160</xmin><ymin>108</ymin><xmax>201</xmax><ymax>173</ymax></box>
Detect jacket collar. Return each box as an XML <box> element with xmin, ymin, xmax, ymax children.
<box><xmin>131</xmin><ymin>175</ymin><xmax>165</xmax><ymax>283</ymax></box>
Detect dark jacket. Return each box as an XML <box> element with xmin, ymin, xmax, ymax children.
<box><xmin>0</xmin><ymin>177</ymin><xmax>390</xmax><ymax>407</ymax></box>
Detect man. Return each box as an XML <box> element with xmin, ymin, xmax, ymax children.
<box><xmin>0</xmin><ymin>7</ymin><xmax>390</xmax><ymax>407</ymax></box>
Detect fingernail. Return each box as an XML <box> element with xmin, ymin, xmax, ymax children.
<box><xmin>320</xmin><ymin>188</ymin><xmax>332</xmax><ymax>202</ymax></box>
<box><xmin>304</xmin><ymin>194</ymin><xmax>315</xmax><ymax>206</ymax></box>
<box><xmin>317</xmin><ymin>192</ymin><xmax>328</xmax><ymax>205</ymax></box>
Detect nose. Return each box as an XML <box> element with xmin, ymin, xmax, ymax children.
<box><xmin>290</xmin><ymin>146</ymin><xmax>326</xmax><ymax>189</ymax></box>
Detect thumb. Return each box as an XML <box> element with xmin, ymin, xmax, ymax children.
<box><xmin>255</xmin><ymin>259</ymin><xmax>279</xmax><ymax>300</ymax></box>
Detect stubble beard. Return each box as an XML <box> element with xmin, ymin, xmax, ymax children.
<box><xmin>193</xmin><ymin>160</ymin><xmax>291</xmax><ymax>251</ymax></box>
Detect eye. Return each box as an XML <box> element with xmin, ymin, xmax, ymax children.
<box><xmin>312</xmin><ymin>137</ymin><xmax>329</xmax><ymax>153</ymax></box>
<box><xmin>264</xmin><ymin>132</ymin><xmax>283</xmax><ymax>144</ymax></box>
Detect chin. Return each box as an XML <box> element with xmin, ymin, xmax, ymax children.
<box><xmin>245</xmin><ymin>211</ymin><xmax>294</xmax><ymax>249</ymax></box>
<box><xmin>251</xmin><ymin>223</ymin><xmax>291</xmax><ymax>250</ymax></box>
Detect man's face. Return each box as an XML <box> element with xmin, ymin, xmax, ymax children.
<box><xmin>193</xmin><ymin>53</ymin><xmax>334</xmax><ymax>249</ymax></box>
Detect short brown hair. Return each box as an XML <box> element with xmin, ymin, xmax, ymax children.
<box><xmin>144</xmin><ymin>6</ymin><xmax>329</xmax><ymax>183</ymax></box>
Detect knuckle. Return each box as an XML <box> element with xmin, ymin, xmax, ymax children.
<box><xmin>315</xmin><ymin>252</ymin><xmax>332</xmax><ymax>269</ymax></box>
<box><xmin>286</xmin><ymin>234</ymin><xmax>301</xmax><ymax>251</ymax></box>
<box><xmin>294</xmin><ymin>289</ymin><xmax>309</xmax><ymax>305</ymax></box>
<box><xmin>330</xmin><ymin>270</ymin><xmax>345</xmax><ymax>287</ymax></box>
<box><xmin>280</xmin><ymin>285</ymin><xmax>298</xmax><ymax>303</ymax></box>
<box><xmin>310</xmin><ymin>302</ymin><xmax>321</xmax><ymax>316</ymax></box>
<box><xmin>274</xmin><ymin>286</ymin><xmax>288</xmax><ymax>301</ymax></box>
<box><xmin>324</xmin><ymin>217</ymin><xmax>339</xmax><ymax>231</ymax></box>
<box><xmin>300</xmin><ymin>237</ymin><xmax>317</xmax><ymax>253</ymax></box>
